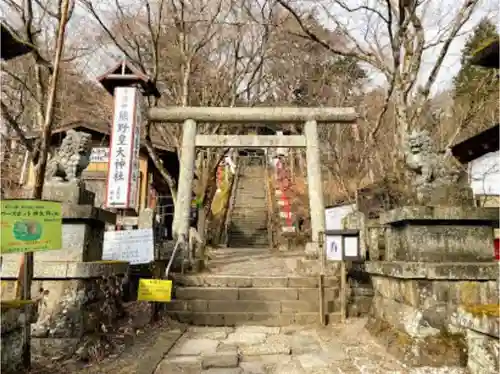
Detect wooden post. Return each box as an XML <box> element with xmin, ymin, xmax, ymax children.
<box><xmin>317</xmin><ymin>231</ymin><xmax>326</xmax><ymax>326</ymax></box>
<box><xmin>340</xmin><ymin>259</ymin><xmax>347</xmax><ymax>324</ymax></box>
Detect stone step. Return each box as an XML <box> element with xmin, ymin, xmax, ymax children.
<box><xmin>230</xmin><ymin>211</ymin><xmax>267</xmax><ymax>217</ymax></box>
<box><xmin>234</xmin><ymin>195</ymin><xmax>266</xmax><ymax>201</ymax></box>
<box><xmin>166</xmin><ymin>299</ymin><xmax>333</xmax><ymax>313</ymax></box>
<box><xmin>233</xmin><ymin>202</ymin><xmax>266</xmax><ymax>208</ymax></box>
<box><xmin>230</xmin><ymin>211</ymin><xmax>267</xmax><ymax>216</ymax></box>
<box><xmin>174</xmin><ymin>287</ymin><xmax>339</xmax><ymax>303</ymax></box>
<box><xmin>228</xmin><ymin>218</ymin><xmax>267</xmax><ymax>224</ymax></box>
<box><xmin>227</xmin><ymin>240</ymin><xmax>269</xmax><ymax>247</ymax></box>
<box><xmin>228</xmin><ymin>221</ymin><xmax>267</xmax><ymax>227</ymax></box>
<box><xmin>227</xmin><ymin>234</ymin><xmax>268</xmax><ymax>241</ymax></box>
<box><xmin>172</xmin><ymin>275</ymin><xmax>339</xmax><ymax>288</ymax></box>
<box><xmin>165</xmin><ymin>311</ymin><xmax>342</xmax><ymax>326</ymax></box>
<box><xmin>233</xmin><ymin>194</ymin><xmax>266</xmax><ymax>199</ymax></box>
<box><xmin>228</xmin><ymin>222</ymin><xmax>267</xmax><ymax>226</ymax></box>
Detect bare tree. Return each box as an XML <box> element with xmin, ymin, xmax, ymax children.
<box><xmin>275</xmin><ymin>0</ymin><xmax>488</xmax><ymax>174</ymax></box>
<box><xmin>1</xmin><ymin>0</ymin><xmax>73</xmax><ymax>365</ymax></box>
<box><xmin>83</xmin><ymin>0</ymin><xmax>275</xmax><ymax>240</ymax></box>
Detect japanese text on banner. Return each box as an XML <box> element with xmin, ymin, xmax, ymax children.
<box><xmin>106</xmin><ymin>87</ymin><xmax>140</xmax><ymax>209</ymax></box>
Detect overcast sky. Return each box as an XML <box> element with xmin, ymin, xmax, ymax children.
<box><xmin>311</xmin><ymin>0</ymin><xmax>499</xmax><ymax>94</ymax></box>
<box><xmin>2</xmin><ymin>0</ymin><xmax>498</xmax><ymax>97</ymax></box>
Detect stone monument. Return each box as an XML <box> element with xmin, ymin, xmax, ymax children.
<box><xmin>1</xmin><ymin>130</ymin><xmax>126</xmax><ymax>366</ymax></box>
<box><xmin>363</xmin><ymin>129</ymin><xmax>499</xmax><ymax>368</ymax></box>
<box><xmin>42</xmin><ymin>129</ymin><xmax>94</xmax><ymax>205</ymax></box>
<box><xmin>404</xmin><ymin>129</ymin><xmax>474</xmax><ymax>206</ymax></box>
<box><xmin>45</xmin><ymin>129</ymin><xmax>92</xmax><ymax>182</ymax></box>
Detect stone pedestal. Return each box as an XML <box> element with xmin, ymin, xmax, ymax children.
<box><xmin>1</xmin><ymin>262</ymin><xmax>128</xmax><ymax>360</ymax></box>
<box><xmin>23</xmin><ymin>180</ymin><xmax>95</xmax><ymax>205</ymax></box>
<box><xmin>1</xmin><ymin>182</ymin><xmax>120</xmax><ymax>361</ymax></box>
<box><xmin>1</xmin><ymin>204</ymin><xmax>116</xmax><ymax>266</ymax></box>
<box><xmin>365</xmin><ymin>205</ymin><xmax>499</xmax><ymax>368</ymax></box>
<box><xmin>366</xmin><ymin>261</ymin><xmax>498</xmax><ymax>367</ymax></box>
<box><xmin>381</xmin><ymin>206</ymin><xmax>499</xmax><ymax>262</ymax></box>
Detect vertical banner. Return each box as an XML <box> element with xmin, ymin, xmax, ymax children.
<box><xmin>130</xmin><ymin>89</ymin><xmax>142</xmax><ymax>209</ymax></box>
<box><xmin>105</xmin><ymin>87</ymin><xmax>142</xmax><ymax>209</ymax></box>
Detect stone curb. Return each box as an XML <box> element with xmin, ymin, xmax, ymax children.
<box><xmin>453</xmin><ymin>306</ymin><xmax>500</xmax><ymax>338</ymax></box>
<box><xmin>0</xmin><ymin>261</ymin><xmax>129</xmax><ymax>279</ymax></box>
<box><xmin>61</xmin><ymin>204</ymin><xmax>116</xmax><ymax>223</ymax></box>
<box><xmin>136</xmin><ymin>328</ymin><xmax>186</xmax><ymax>374</ymax></box>
<box><xmin>365</xmin><ymin>261</ymin><xmax>499</xmax><ymax>280</ymax></box>
<box><xmin>381</xmin><ymin>206</ymin><xmax>499</xmax><ymax>224</ymax></box>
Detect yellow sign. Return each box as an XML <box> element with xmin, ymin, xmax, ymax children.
<box><xmin>137</xmin><ymin>279</ymin><xmax>172</xmax><ymax>302</ymax></box>
<box><xmin>0</xmin><ymin>200</ymin><xmax>62</xmax><ymax>254</ymax></box>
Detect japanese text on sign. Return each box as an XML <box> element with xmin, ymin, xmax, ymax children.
<box><xmin>102</xmin><ymin>229</ymin><xmax>154</xmax><ymax>265</ymax></box>
<box><xmin>105</xmin><ymin>87</ymin><xmax>142</xmax><ymax>209</ymax></box>
<box><xmin>89</xmin><ymin>147</ymin><xmax>109</xmax><ymax>163</ymax></box>
<box><xmin>137</xmin><ymin>279</ymin><xmax>172</xmax><ymax>302</ymax></box>
<box><xmin>1</xmin><ymin>200</ymin><xmax>62</xmax><ymax>254</ymax></box>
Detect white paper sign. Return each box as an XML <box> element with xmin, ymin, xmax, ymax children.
<box><xmin>102</xmin><ymin>229</ymin><xmax>154</xmax><ymax>265</ymax></box>
<box><xmin>105</xmin><ymin>87</ymin><xmax>141</xmax><ymax>209</ymax></box>
<box><xmin>344</xmin><ymin>236</ymin><xmax>359</xmax><ymax>258</ymax></box>
<box><xmin>326</xmin><ymin>235</ymin><xmax>343</xmax><ymax>261</ymax></box>
<box><xmin>90</xmin><ymin>147</ymin><xmax>110</xmax><ymax>163</ymax></box>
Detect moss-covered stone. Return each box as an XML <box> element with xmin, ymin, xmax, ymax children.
<box><xmin>463</xmin><ymin>303</ymin><xmax>500</xmax><ymax>317</ymax></box>
<box><xmin>366</xmin><ymin>317</ymin><xmax>467</xmax><ymax>367</ymax></box>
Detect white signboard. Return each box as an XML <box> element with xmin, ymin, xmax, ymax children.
<box><xmin>325</xmin><ymin>204</ymin><xmax>355</xmax><ymax>231</ymax></box>
<box><xmin>344</xmin><ymin>236</ymin><xmax>359</xmax><ymax>258</ymax></box>
<box><xmin>325</xmin><ymin>235</ymin><xmax>343</xmax><ymax>261</ymax></box>
<box><xmin>105</xmin><ymin>87</ymin><xmax>141</xmax><ymax>209</ymax></box>
<box><xmin>90</xmin><ymin>147</ymin><xmax>109</xmax><ymax>163</ymax></box>
<box><xmin>102</xmin><ymin>229</ymin><xmax>154</xmax><ymax>265</ymax></box>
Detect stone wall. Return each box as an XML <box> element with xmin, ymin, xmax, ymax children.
<box><xmin>366</xmin><ymin>261</ymin><xmax>498</xmax><ymax>367</ymax></box>
<box><xmin>453</xmin><ymin>304</ymin><xmax>499</xmax><ymax>374</ymax></box>
<box><xmin>1</xmin><ymin>262</ymin><xmax>128</xmax><ymax>361</ymax></box>
<box><xmin>1</xmin><ymin>302</ymin><xmax>37</xmax><ymax>374</ymax></box>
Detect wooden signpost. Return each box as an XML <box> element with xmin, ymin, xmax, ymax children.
<box><xmin>324</xmin><ymin>229</ymin><xmax>361</xmax><ymax>324</ymax></box>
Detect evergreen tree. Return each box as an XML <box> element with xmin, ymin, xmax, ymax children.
<box><xmin>453</xmin><ymin>18</ymin><xmax>499</xmax><ymax>99</ymax></box>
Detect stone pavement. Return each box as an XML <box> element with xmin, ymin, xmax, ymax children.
<box><xmin>206</xmin><ymin>247</ymin><xmax>303</xmax><ymax>276</ymax></box>
<box><xmin>154</xmin><ymin>319</ymin><xmax>466</xmax><ymax>374</ymax></box>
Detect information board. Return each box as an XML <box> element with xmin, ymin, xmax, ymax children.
<box><xmin>137</xmin><ymin>279</ymin><xmax>172</xmax><ymax>302</ymax></box>
<box><xmin>102</xmin><ymin>228</ymin><xmax>154</xmax><ymax>265</ymax></box>
<box><xmin>0</xmin><ymin>200</ymin><xmax>62</xmax><ymax>254</ymax></box>
<box><xmin>325</xmin><ymin>234</ymin><xmax>343</xmax><ymax>261</ymax></box>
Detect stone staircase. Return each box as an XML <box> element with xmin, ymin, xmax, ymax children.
<box><xmin>227</xmin><ymin>160</ymin><xmax>269</xmax><ymax>247</ymax></box>
<box><xmin>165</xmin><ymin>274</ymin><xmax>341</xmax><ymax>326</ymax></box>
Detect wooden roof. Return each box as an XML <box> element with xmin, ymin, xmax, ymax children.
<box><xmin>96</xmin><ymin>60</ymin><xmax>161</xmax><ymax>98</ymax></box>
<box><xmin>470</xmin><ymin>39</ymin><xmax>499</xmax><ymax>68</ymax></box>
<box><xmin>451</xmin><ymin>123</ymin><xmax>499</xmax><ymax>164</ymax></box>
<box><xmin>0</xmin><ymin>23</ymin><xmax>33</xmax><ymax>60</ymax></box>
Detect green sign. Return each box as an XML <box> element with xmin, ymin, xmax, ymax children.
<box><xmin>0</xmin><ymin>200</ymin><xmax>62</xmax><ymax>254</ymax></box>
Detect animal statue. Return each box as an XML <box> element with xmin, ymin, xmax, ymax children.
<box><xmin>45</xmin><ymin>129</ymin><xmax>92</xmax><ymax>182</ymax></box>
<box><xmin>404</xmin><ymin>129</ymin><xmax>437</xmax><ymax>187</ymax></box>
<box><xmin>404</xmin><ymin>129</ymin><xmax>472</xmax><ymax>205</ymax></box>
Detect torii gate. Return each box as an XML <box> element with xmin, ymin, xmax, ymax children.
<box><xmin>147</xmin><ymin>106</ymin><xmax>357</xmax><ymax>257</ymax></box>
